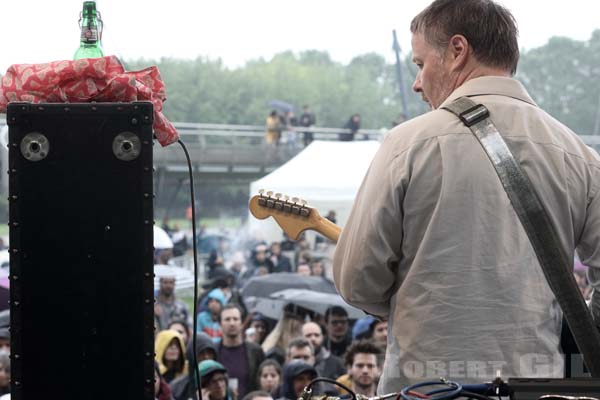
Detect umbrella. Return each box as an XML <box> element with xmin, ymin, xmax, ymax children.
<box><xmin>241</xmin><ymin>273</ymin><xmax>336</xmax><ymax>299</ymax></box>
<box><xmin>253</xmin><ymin>288</ymin><xmax>365</xmax><ymax>320</ymax></box>
<box><xmin>154</xmin><ymin>226</ymin><xmax>173</xmax><ymax>249</ymax></box>
<box><xmin>268</xmin><ymin>100</ymin><xmax>295</xmax><ymax>113</ymax></box>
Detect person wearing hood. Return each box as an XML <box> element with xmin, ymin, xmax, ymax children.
<box><xmin>275</xmin><ymin>360</ymin><xmax>318</xmax><ymax>400</ymax></box>
<box><xmin>199</xmin><ymin>360</ymin><xmax>233</xmax><ymax>400</ymax></box>
<box><xmin>171</xmin><ymin>332</ymin><xmax>219</xmax><ymax>400</ymax></box>
<box><xmin>197</xmin><ymin>288</ymin><xmax>226</xmax><ymax>341</ymax></box>
<box><xmin>155</xmin><ymin>329</ymin><xmax>189</xmax><ymax>383</ymax></box>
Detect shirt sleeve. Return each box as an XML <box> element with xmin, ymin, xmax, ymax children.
<box><xmin>333</xmin><ymin>140</ymin><xmax>406</xmax><ymax>318</ymax></box>
<box><xmin>576</xmin><ymin>167</ymin><xmax>600</xmax><ymax>327</ymax></box>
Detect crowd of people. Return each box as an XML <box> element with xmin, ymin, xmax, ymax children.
<box><xmin>152</xmin><ymin>225</ymin><xmax>392</xmax><ymax>400</ymax></box>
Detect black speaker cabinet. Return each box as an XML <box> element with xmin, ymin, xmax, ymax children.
<box><xmin>6</xmin><ymin>102</ymin><xmax>155</xmax><ymax>399</ymax></box>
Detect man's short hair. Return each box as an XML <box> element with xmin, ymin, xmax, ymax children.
<box><xmin>242</xmin><ymin>390</ymin><xmax>273</xmax><ymax>400</ymax></box>
<box><xmin>410</xmin><ymin>0</ymin><xmax>519</xmax><ymax>74</ymax></box>
<box><xmin>287</xmin><ymin>337</ymin><xmax>314</xmax><ymax>355</ymax></box>
<box><xmin>343</xmin><ymin>340</ymin><xmax>383</xmax><ymax>367</ymax></box>
<box><xmin>218</xmin><ymin>303</ymin><xmax>243</xmax><ymax>323</ymax></box>
<box><xmin>324</xmin><ymin>306</ymin><xmax>348</xmax><ymax>322</ymax></box>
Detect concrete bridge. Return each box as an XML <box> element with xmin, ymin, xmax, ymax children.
<box><xmin>2</xmin><ymin>118</ymin><xmax>600</xmax><ymax>201</ymax></box>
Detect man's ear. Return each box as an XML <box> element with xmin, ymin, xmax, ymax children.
<box><xmin>447</xmin><ymin>34</ymin><xmax>470</xmax><ymax>70</ymax></box>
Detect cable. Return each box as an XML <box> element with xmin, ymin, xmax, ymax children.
<box><xmin>178</xmin><ymin>139</ymin><xmax>202</xmax><ymax>400</ymax></box>
<box><xmin>306</xmin><ymin>377</ymin><xmax>358</xmax><ymax>400</ymax></box>
<box><xmin>399</xmin><ymin>380</ymin><xmax>462</xmax><ymax>400</ymax></box>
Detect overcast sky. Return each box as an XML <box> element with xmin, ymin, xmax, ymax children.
<box><xmin>1</xmin><ymin>0</ymin><xmax>599</xmax><ymax>73</ymax></box>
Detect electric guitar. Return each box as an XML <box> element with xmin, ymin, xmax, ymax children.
<box><xmin>248</xmin><ymin>189</ymin><xmax>341</xmax><ymax>243</ymax></box>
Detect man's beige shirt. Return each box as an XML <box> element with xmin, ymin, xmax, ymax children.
<box><xmin>333</xmin><ymin>76</ymin><xmax>600</xmax><ymax>391</ymax></box>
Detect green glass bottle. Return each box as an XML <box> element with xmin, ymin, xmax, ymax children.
<box><xmin>74</xmin><ymin>1</ymin><xmax>104</xmax><ymax>60</ymax></box>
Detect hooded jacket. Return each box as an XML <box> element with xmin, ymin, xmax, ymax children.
<box><xmin>277</xmin><ymin>361</ymin><xmax>317</xmax><ymax>400</ymax></box>
<box><xmin>155</xmin><ymin>329</ymin><xmax>189</xmax><ymax>383</ymax></box>
<box><xmin>171</xmin><ymin>332</ymin><xmax>218</xmax><ymax>400</ymax></box>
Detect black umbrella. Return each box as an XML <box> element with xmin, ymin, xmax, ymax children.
<box><xmin>241</xmin><ymin>273</ymin><xmax>336</xmax><ymax>299</ymax></box>
<box><xmin>268</xmin><ymin>100</ymin><xmax>295</xmax><ymax>113</ymax></box>
<box><xmin>254</xmin><ymin>289</ymin><xmax>365</xmax><ymax>320</ymax></box>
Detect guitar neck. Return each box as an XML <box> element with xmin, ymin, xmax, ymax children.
<box><xmin>314</xmin><ymin>216</ymin><xmax>341</xmax><ymax>243</ymax></box>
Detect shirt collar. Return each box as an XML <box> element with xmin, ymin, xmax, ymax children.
<box><xmin>439</xmin><ymin>76</ymin><xmax>537</xmax><ymax>109</ymax></box>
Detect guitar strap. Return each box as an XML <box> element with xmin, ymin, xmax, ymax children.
<box><xmin>442</xmin><ymin>96</ymin><xmax>600</xmax><ymax>378</ymax></box>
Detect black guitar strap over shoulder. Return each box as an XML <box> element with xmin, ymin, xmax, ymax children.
<box><xmin>443</xmin><ymin>96</ymin><xmax>600</xmax><ymax>377</ymax></box>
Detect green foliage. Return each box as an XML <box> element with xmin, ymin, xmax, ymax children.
<box><xmin>517</xmin><ymin>30</ymin><xmax>600</xmax><ymax>134</ymax></box>
<box><xmin>123</xmin><ymin>30</ymin><xmax>600</xmax><ymax>134</ymax></box>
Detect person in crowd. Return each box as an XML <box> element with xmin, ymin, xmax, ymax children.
<box><xmin>262</xmin><ymin>311</ymin><xmax>305</xmax><ymax>366</ymax></box>
<box><xmin>299</xmin><ymin>105</ymin><xmax>317</xmax><ymax>147</ymax></box>
<box><xmin>249</xmin><ymin>244</ymin><xmax>274</xmax><ymax>275</ymax></box>
<box><xmin>0</xmin><ymin>353</ymin><xmax>9</xmax><ymax>397</ymax></box>
<box><xmin>332</xmin><ymin>0</ymin><xmax>600</xmax><ymax>390</ymax></box>
<box><xmin>269</xmin><ymin>242</ymin><xmax>292</xmax><ymax>273</ymax></box>
<box><xmin>339</xmin><ymin>114</ymin><xmax>360</xmax><ymax>141</ymax></box>
<box><xmin>199</xmin><ymin>360</ymin><xmax>233</xmax><ymax>400</ymax></box>
<box><xmin>171</xmin><ymin>332</ymin><xmax>219</xmax><ymax>400</ymax></box>
<box><xmin>276</xmin><ymin>361</ymin><xmax>319</xmax><ymax>400</ymax></box>
<box><xmin>336</xmin><ymin>341</ymin><xmax>382</xmax><ymax>397</ymax></box>
<box><xmin>155</xmin><ymin>276</ymin><xmax>191</xmax><ymax>331</ymax></box>
<box><xmin>217</xmin><ymin>304</ymin><xmax>265</xmax><ymax>398</ymax></box>
<box><xmin>249</xmin><ymin>313</ymin><xmax>270</xmax><ymax>345</ymax></box>
<box><xmin>302</xmin><ymin>322</ymin><xmax>345</xmax><ymax>380</ymax></box>
<box><xmin>207</xmin><ymin>250</ymin><xmax>226</xmax><ymax>280</ymax></box>
<box><xmin>228</xmin><ymin>251</ymin><xmax>248</xmax><ymax>288</ymax></box>
<box><xmin>296</xmin><ymin>264</ymin><xmax>311</xmax><ymax>277</ymax></box>
<box><xmin>242</xmin><ymin>390</ymin><xmax>273</xmax><ymax>400</ymax></box>
<box><xmin>155</xmin><ymin>329</ymin><xmax>188</xmax><ymax>383</ymax></box>
<box><xmin>257</xmin><ymin>359</ymin><xmax>282</xmax><ymax>395</ymax></box>
<box><xmin>154</xmin><ymin>361</ymin><xmax>175</xmax><ymax>400</ymax></box>
<box><xmin>309</xmin><ymin>259</ymin><xmax>328</xmax><ymax>279</ymax></box>
<box><xmin>323</xmin><ymin>307</ymin><xmax>352</xmax><ymax>357</ymax></box>
<box><xmin>197</xmin><ymin>288</ymin><xmax>226</xmax><ymax>340</ymax></box>
<box><xmin>169</xmin><ymin>320</ymin><xmax>192</xmax><ymax>347</ymax></box>
<box><xmin>285</xmin><ymin>337</ymin><xmax>315</xmax><ymax>366</ymax></box>
<box><xmin>371</xmin><ymin>320</ymin><xmax>388</xmax><ymax>348</ymax></box>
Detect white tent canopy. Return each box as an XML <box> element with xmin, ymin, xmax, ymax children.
<box><xmin>248</xmin><ymin>140</ymin><xmax>381</xmax><ymax>243</ymax></box>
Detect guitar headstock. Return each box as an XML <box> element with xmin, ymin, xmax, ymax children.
<box><xmin>249</xmin><ymin>189</ymin><xmax>321</xmax><ymax>240</ymax></box>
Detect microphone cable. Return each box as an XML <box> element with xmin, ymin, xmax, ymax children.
<box><xmin>177</xmin><ymin>138</ymin><xmax>202</xmax><ymax>400</ymax></box>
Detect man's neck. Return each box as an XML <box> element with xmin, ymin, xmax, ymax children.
<box><xmin>329</xmin><ymin>335</ymin><xmax>345</xmax><ymax>344</ymax></box>
<box><xmin>158</xmin><ymin>293</ymin><xmax>174</xmax><ymax>303</ymax></box>
<box><xmin>452</xmin><ymin>63</ymin><xmax>511</xmax><ymax>91</ymax></box>
<box><xmin>222</xmin><ymin>335</ymin><xmax>243</xmax><ymax>347</ymax></box>
<box><xmin>352</xmin><ymin>382</ymin><xmax>376</xmax><ymax>397</ymax></box>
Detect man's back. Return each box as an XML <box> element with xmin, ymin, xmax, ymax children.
<box><xmin>334</xmin><ymin>76</ymin><xmax>600</xmax><ymax>390</ymax></box>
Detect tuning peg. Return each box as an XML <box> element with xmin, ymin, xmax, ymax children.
<box><xmin>275</xmin><ymin>193</ymin><xmax>282</xmax><ymax>199</ymax></box>
<box><xmin>267</xmin><ymin>191</ymin><xmax>274</xmax><ymax>197</ymax></box>
<box><xmin>258</xmin><ymin>189</ymin><xmax>265</xmax><ymax>195</ymax></box>
<box><xmin>300</xmin><ymin>199</ymin><xmax>307</xmax><ymax>206</ymax></box>
<box><xmin>291</xmin><ymin>197</ymin><xmax>299</xmax><ymax>203</ymax></box>
<box><xmin>283</xmin><ymin>195</ymin><xmax>290</xmax><ymax>201</ymax></box>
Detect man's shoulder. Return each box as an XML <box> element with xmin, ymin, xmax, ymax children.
<box><xmin>383</xmin><ymin>109</ymin><xmax>466</xmax><ymax>156</ymax></box>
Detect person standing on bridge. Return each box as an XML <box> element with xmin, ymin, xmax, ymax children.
<box><xmin>265</xmin><ymin>110</ymin><xmax>282</xmax><ymax>146</ymax></box>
